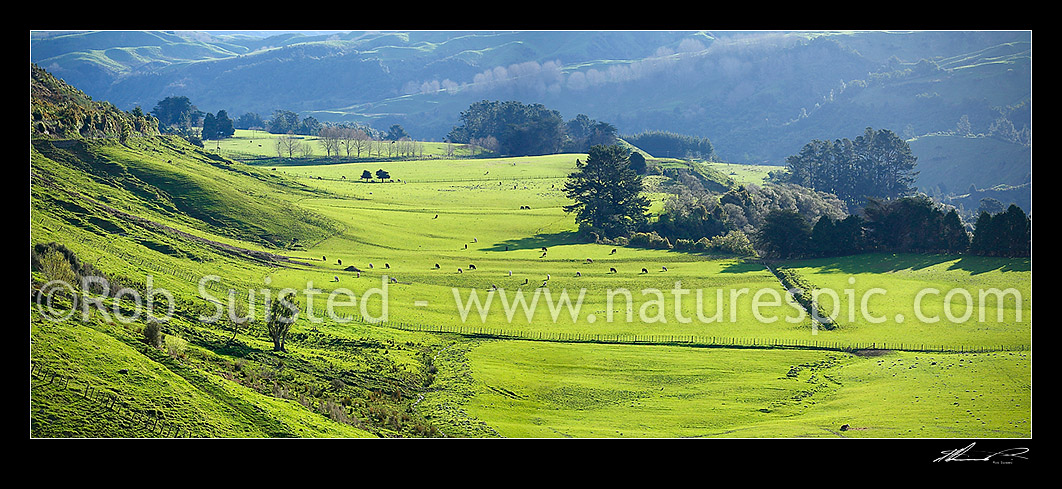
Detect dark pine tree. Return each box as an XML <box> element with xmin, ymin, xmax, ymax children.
<box><xmin>563</xmin><ymin>145</ymin><xmax>650</xmax><ymax>239</ymax></box>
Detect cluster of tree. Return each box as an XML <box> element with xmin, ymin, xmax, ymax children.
<box><xmin>150</xmin><ymin>96</ymin><xmax>201</xmax><ymax>137</ymax></box>
<box><xmin>753</xmin><ymin>194</ymin><xmax>1031</xmax><ymax>259</ymax></box>
<box><xmin>201</xmin><ymin>110</ymin><xmax>234</xmax><ymax>140</ymax></box>
<box><xmin>268</xmin><ymin>110</ymin><xmax>322</xmax><ymax>136</ymax></box>
<box><xmin>149</xmin><ymin>95</ymin><xmax>236</xmax><ymax>142</ymax></box>
<box><xmin>774</xmin><ymin>127</ymin><xmax>919</xmax><ymax>208</ymax></box>
<box><xmin>643</xmin><ymin>183</ymin><xmax>847</xmax><ymax>250</ymax></box>
<box><xmin>563</xmin><ymin>141</ymin><xmax>852</xmax><ymax>254</ymax></box>
<box><xmin>969</xmin><ymin>204</ymin><xmax>1032</xmax><ymax>257</ymax></box>
<box><xmin>448</xmin><ymin>100</ymin><xmax>616</xmax><ymax>156</ymax></box>
<box><xmin>360</xmin><ymin>169</ymin><xmax>391</xmax><ymax>182</ymax></box>
<box><xmin>235</xmin><ymin>112</ymin><xmax>265</xmax><ymax>130</ymax></box>
<box><xmin>622</xmin><ymin>131</ymin><xmax>716</xmax><ymax>161</ymax></box>
<box><xmin>317</xmin><ymin>126</ymin><xmax>373</xmax><ymax>158</ymax></box>
<box><xmin>563</xmin><ymin>114</ymin><xmax>619</xmax><ymax>153</ymax></box>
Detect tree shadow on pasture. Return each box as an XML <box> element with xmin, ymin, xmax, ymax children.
<box><xmin>811</xmin><ymin>253</ymin><xmax>956</xmax><ymax>274</ymax></box>
<box><xmin>718</xmin><ymin>260</ymin><xmax>769</xmax><ymax>274</ymax></box>
<box><xmin>485</xmin><ymin>231</ymin><xmax>581</xmax><ymax>252</ymax></box>
<box><xmin>947</xmin><ymin>255</ymin><xmax>1030</xmax><ymax>274</ymax></box>
<box><xmin>802</xmin><ymin>253</ymin><xmax>1030</xmax><ymax>275</ymax></box>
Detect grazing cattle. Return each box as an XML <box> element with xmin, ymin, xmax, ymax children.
<box><xmin>576</xmin><ymin>271</ymin><xmax>581</xmax><ymax>277</ymax></box>
<box><xmin>546</xmin><ymin>274</ymin><xmax>551</xmax><ymax>280</ymax></box>
<box><xmin>662</xmin><ymin>266</ymin><xmax>668</xmax><ymax>271</ymax></box>
<box><xmin>323</xmin><ymin>255</ymin><xmax>327</xmax><ymax>261</ymax></box>
<box><xmin>540</xmin><ymin>252</ymin><xmax>547</xmax><ymax>258</ymax></box>
<box><xmin>508</xmin><ymin>270</ymin><xmax>512</xmax><ymax>276</ymax></box>
<box><xmin>390</xmin><ymin>277</ymin><xmax>398</xmax><ymax>284</ymax></box>
<box><xmin>541</xmin><ymin>281</ymin><xmax>548</xmax><ymax>287</ymax></box>
<box><xmin>434</xmin><ymin>263</ymin><xmax>440</xmax><ymax>269</ymax></box>
<box><xmin>641</xmin><ymin>268</ymin><xmax>648</xmax><ymax>273</ymax></box>
<box><xmin>610</xmin><ymin>249</ymin><xmax>617</xmax><ymax>255</ymax></box>
<box><xmin>474</xmin><ymin>238</ymin><xmax>478</xmax><ymax>243</ymax></box>
<box><xmin>458</xmin><ymin>268</ymin><xmax>463</xmax><ymax>273</ymax></box>
<box><xmin>523</xmin><ymin>278</ymin><xmax>529</xmax><ymax>285</ymax></box>
<box><xmin>385</xmin><ymin>263</ymin><xmax>390</xmax><ymax>269</ymax></box>
<box><xmin>469</xmin><ymin>264</ymin><xmax>477</xmax><ymax>270</ymax></box>
<box><xmin>337</xmin><ymin>259</ymin><xmax>342</xmax><ymax>265</ymax></box>
<box><xmin>368</xmin><ymin>263</ymin><xmax>373</xmax><ymax>269</ymax></box>
<box><xmin>333</xmin><ymin>276</ymin><xmax>339</xmax><ymax>282</ymax></box>
<box><xmin>541</xmin><ymin>247</ymin><xmax>548</xmax><ymax>252</ymax></box>
<box><xmin>586</xmin><ymin>258</ymin><xmax>593</xmax><ymax>263</ymax></box>
<box><xmin>356</xmin><ymin>272</ymin><xmax>361</xmax><ymax>278</ymax></box>
<box><xmin>609</xmin><ymin>267</ymin><xmax>617</xmax><ymax>273</ymax></box>
<box><xmin>434</xmin><ymin>214</ymin><xmax>438</xmax><ymax>219</ymax></box>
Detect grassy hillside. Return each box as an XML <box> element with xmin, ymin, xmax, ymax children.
<box><xmin>908</xmin><ymin>133</ymin><xmax>1031</xmax><ymax>215</ymax></box>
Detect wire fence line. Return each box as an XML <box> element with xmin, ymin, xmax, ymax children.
<box><xmin>302</xmin><ymin>301</ymin><xmax>1029</xmax><ymax>354</ymax></box>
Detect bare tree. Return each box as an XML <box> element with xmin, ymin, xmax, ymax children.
<box><xmin>318</xmin><ymin>126</ymin><xmax>343</xmax><ymax>157</ymax></box>
<box><xmin>472</xmin><ymin>136</ymin><xmax>499</xmax><ymax>154</ymax></box>
<box><xmin>275</xmin><ymin>132</ymin><xmax>301</xmax><ymax>158</ymax></box>
<box><xmin>341</xmin><ymin>127</ymin><xmax>370</xmax><ymax>157</ymax></box>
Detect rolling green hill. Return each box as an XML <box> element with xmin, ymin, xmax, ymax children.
<box><xmin>29</xmin><ymin>64</ymin><xmax>1031</xmax><ymax>440</ymax></box>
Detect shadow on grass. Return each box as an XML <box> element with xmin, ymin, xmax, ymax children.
<box><xmin>797</xmin><ymin>252</ymin><xmax>1030</xmax><ymax>275</ymax></box>
<box><xmin>718</xmin><ymin>259</ymin><xmax>769</xmax><ymax>274</ymax></box>
<box><xmin>485</xmin><ymin>231</ymin><xmax>581</xmax><ymax>252</ymax></box>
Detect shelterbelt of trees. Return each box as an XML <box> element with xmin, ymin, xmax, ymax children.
<box><xmin>754</xmin><ymin>196</ymin><xmax>1031</xmax><ymax>259</ymax></box>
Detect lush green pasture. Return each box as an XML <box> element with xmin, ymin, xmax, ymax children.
<box><xmin>783</xmin><ymin>254</ymin><xmax>1031</xmax><ymax>350</ymax></box>
<box><xmin>266</xmin><ymin>156</ymin><xmax>1030</xmax><ymax>353</ymax></box>
<box><xmin>424</xmin><ymin>339</ymin><xmax>1030</xmax><ymax>438</ymax></box>
<box><xmin>273</xmin><ymin>154</ymin><xmax>1031</xmax><ymax>439</ymax></box>
<box><xmin>30</xmin><ymin>134</ymin><xmax>1032</xmax><ymax>439</ymax></box>
<box><xmin>267</xmin><ymin>155</ymin><xmax>809</xmax><ymax>341</ymax></box>
<box><xmin>703</xmin><ymin>161</ymin><xmax>783</xmax><ymax>185</ymax></box>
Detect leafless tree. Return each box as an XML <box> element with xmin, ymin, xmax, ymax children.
<box><xmin>275</xmin><ymin>132</ymin><xmax>301</xmax><ymax>158</ymax></box>
<box><xmin>318</xmin><ymin>126</ymin><xmax>343</xmax><ymax>157</ymax></box>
